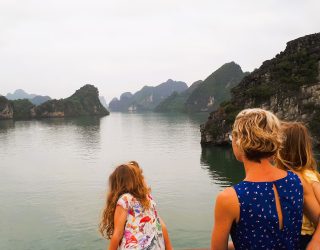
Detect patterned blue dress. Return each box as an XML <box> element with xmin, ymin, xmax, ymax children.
<box><xmin>230</xmin><ymin>171</ymin><xmax>303</xmax><ymax>249</ymax></box>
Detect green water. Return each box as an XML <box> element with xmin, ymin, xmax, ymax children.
<box><xmin>0</xmin><ymin>113</ymin><xmax>244</xmax><ymax>250</ymax></box>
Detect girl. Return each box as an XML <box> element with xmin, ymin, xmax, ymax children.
<box><xmin>277</xmin><ymin>122</ymin><xmax>320</xmax><ymax>249</ymax></box>
<box><xmin>99</xmin><ymin>161</ymin><xmax>173</xmax><ymax>250</ymax></box>
<box><xmin>211</xmin><ymin>108</ymin><xmax>320</xmax><ymax>250</ymax></box>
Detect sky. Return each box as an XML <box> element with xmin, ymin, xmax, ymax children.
<box><xmin>0</xmin><ymin>0</ymin><xmax>319</xmax><ymax>103</ymax></box>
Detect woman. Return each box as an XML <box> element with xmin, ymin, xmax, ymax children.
<box><xmin>211</xmin><ymin>108</ymin><xmax>320</xmax><ymax>250</ymax></box>
<box><xmin>277</xmin><ymin>122</ymin><xmax>320</xmax><ymax>249</ymax></box>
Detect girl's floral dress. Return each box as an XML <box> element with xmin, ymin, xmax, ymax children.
<box><xmin>117</xmin><ymin>193</ymin><xmax>165</xmax><ymax>249</ymax></box>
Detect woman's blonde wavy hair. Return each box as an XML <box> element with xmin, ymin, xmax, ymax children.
<box><xmin>232</xmin><ymin>108</ymin><xmax>283</xmax><ymax>162</ymax></box>
<box><xmin>99</xmin><ymin>161</ymin><xmax>151</xmax><ymax>239</ymax></box>
<box><xmin>276</xmin><ymin>122</ymin><xmax>320</xmax><ymax>180</ymax></box>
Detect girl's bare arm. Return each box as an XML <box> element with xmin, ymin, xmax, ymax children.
<box><xmin>297</xmin><ymin>173</ymin><xmax>320</xmax><ymax>250</ymax></box>
<box><xmin>312</xmin><ymin>182</ymin><xmax>320</xmax><ymax>205</ymax></box>
<box><xmin>160</xmin><ymin>217</ymin><xmax>173</xmax><ymax>250</ymax></box>
<box><xmin>108</xmin><ymin>206</ymin><xmax>127</xmax><ymax>250</ymax></box>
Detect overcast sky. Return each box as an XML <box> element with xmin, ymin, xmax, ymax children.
<box><xmin>0</xmin><ymin>0</ymin><xmax>319</xmax><ymax>102</ymax></box>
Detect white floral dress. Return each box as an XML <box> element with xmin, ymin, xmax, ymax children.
<box><xmin>116</xmin><ymin>193</ymin><xmax>165</xmax><ymax>250</ymax></box>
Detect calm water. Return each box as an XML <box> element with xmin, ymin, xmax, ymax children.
<box><xmin>0</xmin><ymin>113</ymin><xmax>244</xmax><ymax>250</ymax></box>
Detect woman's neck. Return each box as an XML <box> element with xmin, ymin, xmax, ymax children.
<box><xmin>243</xmin><ymin>158</ymin><xmax>285</xmax><ymax>182</ymax></box>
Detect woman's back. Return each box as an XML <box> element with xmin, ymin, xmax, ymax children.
<box><xmin>230</xmin><ymin>171</ymin><xmax>303</xmax><ymax>249</ymax></box>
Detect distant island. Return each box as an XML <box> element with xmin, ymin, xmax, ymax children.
<box><xmin>154</xmin><ymin>80</ymin><xmax>203</xmax><ymax>113</ymax></box>
<box><xmin>156</xmin><ymin>62</ymin><xmax>249</xmax><ymax>113</ymax></box>
<box><xmin>109</xmin><ymin>63</ymin><xmax>248</xmax><ymax>113</ymax></box>
<box><xmin>109</xmin><ymin>79</ymin><xmax>188</xmax><ymax>112</ymax></box>
<box><xmin>201</xmin><ymin>32</ymin><xmax>320</xmax><ymax>145</ymax></box>
<box><xmin>0</xmin><ymin>84</ymin><xmax>109</xmax><ymax>120</ymax></box>
<box><xmin>6</xmin><ymin>89</ymin><xmax>52</xmax><ymax>105</ymax></box>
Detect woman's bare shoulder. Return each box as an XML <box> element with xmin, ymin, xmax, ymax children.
<box><xmin>215</xmin><ymin>187</ymin><xmax>239</xmax><ymax>217</ymax></box>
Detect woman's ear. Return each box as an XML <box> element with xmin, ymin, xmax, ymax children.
<box><xmin>232</xmin><ymin>139</ymin><xmax>244</xmax><ymax>162</ymax></box>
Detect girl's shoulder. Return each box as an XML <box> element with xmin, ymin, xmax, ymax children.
<box><xmin>117</xmin><ymin>193</ymin><xmax>136</xmax><ymax>210</ymax></box>
<box><xmin>147</xmin><ymin>193</ymin><xmax>157</xmax><ymax>206</ymax></box>
<box><xmin>303</xmin><ymin>169</ymin><xmax>320</xmax><ymax>183</ymax></box>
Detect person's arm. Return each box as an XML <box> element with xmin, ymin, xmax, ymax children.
<box><xmin>296</xmin><ymin>173</ymin><xmax>320</xmax><ymax>250</ymax></box>
<box><xmin>159</xmin><ymin>217</ymin><xmax>173</xmax><ymax>250</ymax></box>
<box><xmin>108</xmin><ymin>205</ymin><xmax>127</xmax><ymax>250</ymax></box>
<box><xmin>303</xmin><ymin>183</ymin><xmax>320</xmax><ymax>250</ymax></box>
<box><xmin>312</xmin><ymin>181</ymin><xmax>320</xmax><ymax>205</ymax></box>
<box><xmin>306</xmin><ymin>216</ymin><xmax>320</xmax><ymax>250</ymax></box>
<box><xmin>211</xmin><ymin>187</ymin><xmax>239</xmax><ymax>250</ymax></box>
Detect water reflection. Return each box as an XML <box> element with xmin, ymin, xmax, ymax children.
<box><xmin>0</xmin><ymin>119</ymin><xmax>15</xmax><ymax>133</ymax></box>
<box><xmin>42</xmin><ymin>117</ymin><xmax>102</xmax><ymax>161</ymax></box>
<box><xmin>201</xmin><ymin>146</ymin><xmax>245</xmax><ymax>186</ymax></box>
<box><xmin>38</xmin><ymin>116</ymin><xmax>101</xmax><ymax>127</ymax></box>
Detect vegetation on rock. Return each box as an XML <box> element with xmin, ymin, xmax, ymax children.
<box><xmin>11</xmin><ymin>99</ymin><xmax>35</xmax><ymax>120</ymax></box>
<box><xmin>201</xmin><ymin>33</ymin><xmax>320</xmax><ymax>145</ymax></box>
<box><xmin>0</xmin><ymin>85</ymin><xmax>109</xmax><ymax>120</ymax></box>
<box><xmin>35</xmin><ymin>84</ymin><xmax>109</xmax><ymax>117</ymax></box>
<box><xmin>155</xmin><ymin>80</ymin><xmax>203</xmax><ymax>112</ymax></box>
<box><xmin>185</xmin><ymin>62</ymin><xmax>248</xmax><ymax>112</ymax></box>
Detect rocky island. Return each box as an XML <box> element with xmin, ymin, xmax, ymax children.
<box><xmin>155</xmin><ymin>62</ymin><xmax>248</xmax><ymax>113</ymax></box>
<box><xmin>201</xmin><ymin>33</ymin><xmax>320</xmax><ymax>145</ymax></box>
<box><xmin>109</xmin><ymin>79</ymin><xmax>188</xmax><ymax>112</ymax></box>
<box><xmin>0</xmin><ymin>84</ymin><xmax>109</xmax><ymax>120</ymax></box>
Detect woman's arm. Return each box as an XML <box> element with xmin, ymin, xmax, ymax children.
<box><xmin>108</xmin><ymin>205</ymin><xmax>127</xmax><ymax>250</ymax></box>
<box><xmin>211</xmin><ymin>187</ymin><xmax>239</xmax><ymax>250</ymax></box>
<box><xmin>159</xmin><ymin>217</ymin><xmax>173</xmax><ymax>250</ymax></box>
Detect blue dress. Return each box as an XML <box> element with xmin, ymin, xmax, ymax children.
<box><xmin>230</xmin><ymin>171</ymin><xmax>303</xmax><ymax>249</ymax></box>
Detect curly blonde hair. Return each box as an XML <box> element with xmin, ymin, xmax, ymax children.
<box><xmin>99</xmin><ymin>161</ymin><xmax>151</xmax><ymax>239</ymax></box>
<box><xmin>232</xmin><ymin>108</ymin><xmax>283</xmax><ymax>162</ymax></box>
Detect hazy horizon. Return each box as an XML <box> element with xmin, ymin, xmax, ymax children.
<box><xmin>0</xmin><ymin>0</ymin><xmax>319</xmax><ymax>102</ymax></box>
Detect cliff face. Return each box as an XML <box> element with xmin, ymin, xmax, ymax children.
<box><xmin>201</xmin><ymin>33</ymin><xmax>320</xmax><ymax>145</ymax></box>
<box><xmin>108</xmin><ymin>79</ymin><xmax>188</xmax><ymax>112</ymax></box>
<box><xmin>0</xmin><ymin>96</ymin><xmax>14</xmax><ymax>119</ymax></box>
<box><xmin>185</xmin><ymin>62</ymin><xmax>248</xmax><ymax>112</ymax></box>
<box><xmin>109</xmin><ymin>92</ymin><xmax>133</xmax><ymax>112</ymax></box>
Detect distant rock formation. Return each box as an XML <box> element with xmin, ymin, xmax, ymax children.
<box><xmin>6</xmin><ymin>89</ymin><xmax>51</xmax><ymax>105</ymax></box>
<box><xmin>201</xmin><ymin>33</ymin><xmax>320</xmax><ymax>145</ymax></box>
<box><xmin>185</xmin><ymin>62</ymin><xmax>248</xmax><ymax>112</ymax></box>
<box><xmin>99</xmin><ymin>96</ymin><xmax>108</xmax><ymax>109</ymax></box>
<box><xmin>30</xmin><ymin>95</ymin><xmax>51</xmax><ymax>105</ymax></box>
<box><xmin>12</xmin><ymin>99</ymin><xmax>35</xmax><ymax>120</ymax></box>
<box><xmin>109</xmin><ymin>92</ymin><xmax>134</xmax><ymax>112</ymax></box>
<box><xmin>35</xmin><ymin>84</ymin><xmax>109</xmax><ymax>118</ymax></box>
<box><xmin>109</xmin><ymin>79</ymin><xmax>188</xmax><ymax>112</ymax></box>
<box><xmin>0</xmin><ymin>85</ymin><xmax>109</xmax><ymax>120</ymax></box>
<box><xmin>155</xmin><ymin>80</ymin><xmax>203</xmax><ymax>112</ymax></box>
<box><xmin>6</xmin><ymin>89</ymin><xmax>36</xmax><ymax>100</ymax></box>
